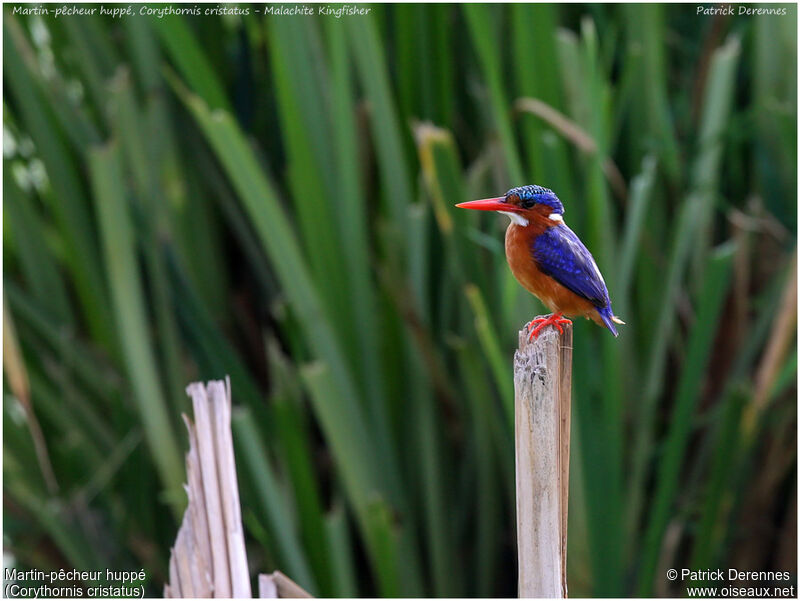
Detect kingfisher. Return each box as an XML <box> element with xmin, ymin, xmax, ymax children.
<box><xmin>456</xmin><ymin>185</ymin><xmax>624</xmax><ymax>339</ymax></box>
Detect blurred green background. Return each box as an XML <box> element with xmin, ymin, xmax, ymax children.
<box><xmin>3</xmin><ymin>3</ymin><xmax>797</xmax><ymax>597</ymax></box>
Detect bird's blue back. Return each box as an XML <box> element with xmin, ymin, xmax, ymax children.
<box><xmin>531</xmin><ymin>224</ymin><xmax>611</xmax><ymax>310</ymax></box>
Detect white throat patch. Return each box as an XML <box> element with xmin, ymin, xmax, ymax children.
<box><xmin>499</xmin><ymin>211</ymin><xmax>529</xmax><ymax>226</ymax></box>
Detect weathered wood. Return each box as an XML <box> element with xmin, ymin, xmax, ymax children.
<box><xmin>165</xmin><ymin>378</ymin><xmax>251</xmax><ymax>598</ymax></box>
<box><xmin>514</xmin><ymin>319</ymin><xmax>572</xmax><ymax>598</ymax></box>
<box><xmin>259</xmin><ymin>574</ymin><xmax>278</xmax><ymax>598</ymax></box>
<box><xmin>257</xmin><ymin>571</ymin><xmax>313</xmax><ymax>598</ymax></box>
<box><xmin>166</xmin><ymin>377</ymin><xmax>314</xmax><ymax>599</ymax></box>
<box><xmin>211</xmin><ymin>379</ymin><xmax>251</xmax><ymax>598</ymax></box>
<box><xmin>271</xmin><ymin>571</ymin><xmax>314</xmax><ymax>598</ymax></box>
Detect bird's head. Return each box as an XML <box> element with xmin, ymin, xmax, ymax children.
<box><xmin>456</xmin><ymin>185</ymin><xmax>564</xmax><ymax>227</ymax></box>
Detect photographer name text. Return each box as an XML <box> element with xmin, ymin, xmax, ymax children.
<box><xmin>697</xmin><ymin>4</ymin><xmax>788</xmax><ymax>16</ymax></box>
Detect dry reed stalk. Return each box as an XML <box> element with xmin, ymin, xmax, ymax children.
<box><xmin>258</xmin><ymin>571</ymin><xmax>314</xmax><ymax>598</ymax></box>
<box><xmin>165</xmin><ymin>378</ymin><xmax>314</xmax><ymax>598</ymax></box>
<box><xmin>165</xmin><ymin>378</ymin><xmax>250</xmax><ymax>598</ymax></box>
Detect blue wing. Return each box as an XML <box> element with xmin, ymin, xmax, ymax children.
<box><xmin>531</xmin><ymin>224</ymin><xmax>610</xmax><ymax>309</ymax></box>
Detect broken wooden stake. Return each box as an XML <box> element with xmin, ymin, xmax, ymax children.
<box><xmin>165</xmin><ymin>378</ymin><xmax>312</xmax><ymax>598</ymax></box>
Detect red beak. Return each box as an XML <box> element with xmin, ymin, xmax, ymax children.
<box><xmin>455</xmin><ymin>197</ymin><xmax>515</xmax><ymax>212</ymax></box>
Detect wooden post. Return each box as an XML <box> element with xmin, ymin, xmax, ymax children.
<box><xmin>514</xmin><ymin>319</ymin><xmax>572</xmax><ymax>598</ymax></box>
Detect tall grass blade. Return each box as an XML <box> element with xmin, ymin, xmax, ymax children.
<box><xmin>690</xmin><ymin>37</ymin><xmax>741</xmax><ymax>288</ymax></box>
<box><xmin>88</xmin><ymin>142</ymin><xmax>184</xmax><ymax>512</ymax></box>
<box><xmin>324</xmin><ymin>18</ymin><xmax>385</xmax><ymax>416</ymax></box>
<box><xmin>459</xmin><ymin>345</ymin><xmax>502</xmax><ymax>597</ymax></box>
<box><xmin>465</xmin><ymin>285</ymin><xmax>514</xmax><ymax>429</ymax></box>
<box><xmin>637</xmin><ymin>242</ymin><xmax>736</xmax><ymax>595</ymax></box>
<box><xmin>4</xmin><ymin>19</ymin><xmax>114</xmax><ymax>348</ymax></box>
<box><xmin>301</xmin><ymin>363</ymin><xmax>422</xmax><ymax>596</ymax></box>
<box><xmin>345</xmin><ymin>14</ymin><xmax>414</xmax><ymax>239</ymax></box>
<box><xmin>233</xmin><ymin>409</ymin><xmax>317</xmax><ymax>593</ymax></box>
<box><xmin>154</xmin><ymin>16</ymin><xmax>231</xmax><ymax>111</ymax></box>
<box><xmin>627</xmin><ymin>36</ymin><xmax>741</xmax><ymax>550</ymax></box>
<box><xmin>463</xmin><ymin>4</ymin><xmax>525</xmax><ymax>185</ymax></box>
<box><xmin>267</xmin><ymin>341</ymin><xmax>334</xmax><ymax>596</ymax></box>
<box><xmin>617</xmin><ymin>155</ymin><xmax>658</xmax><ymax>304</ymax></box>
<box><xmin>4</xmin><ymin>171</ymin><xmax>73</xmax><ymax>324</ymax></box>
<box><xmin>110</xmin><ymin>69</ymin><xmax>187</xmax><ymax>413</ymax></box>
<box><xmin>325</xmin><ymin>506</ymin><xmax>359</xmax><ymax>598</ymax></box>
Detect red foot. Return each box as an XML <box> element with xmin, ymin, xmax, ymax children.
<box><xmin>525</xmin><ymin>313</ymin><xmax>572</xmax><ymax>340</ymax></box>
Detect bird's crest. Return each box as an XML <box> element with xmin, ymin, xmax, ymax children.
<box><xmin>507</xmin><ymin>185</ymin><xmax>565</xmax><ymax>215</ymax></box>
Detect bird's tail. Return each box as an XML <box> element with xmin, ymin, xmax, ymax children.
<box><xmin>599</xmin><ymin>308</ymin><xmax>625</xmax><ymax>337</ymax></box>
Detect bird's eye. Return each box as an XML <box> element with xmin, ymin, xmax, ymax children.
<box><xmin>520</xmin><ymin>197</ymin><xmax>535</xmax><ymax>209</ymax></box>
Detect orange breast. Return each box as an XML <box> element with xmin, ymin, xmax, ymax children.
<box><xmin>505</xmin><ymin>222</ymin><xmax>598</xmax><ymax>319</ymax></box>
